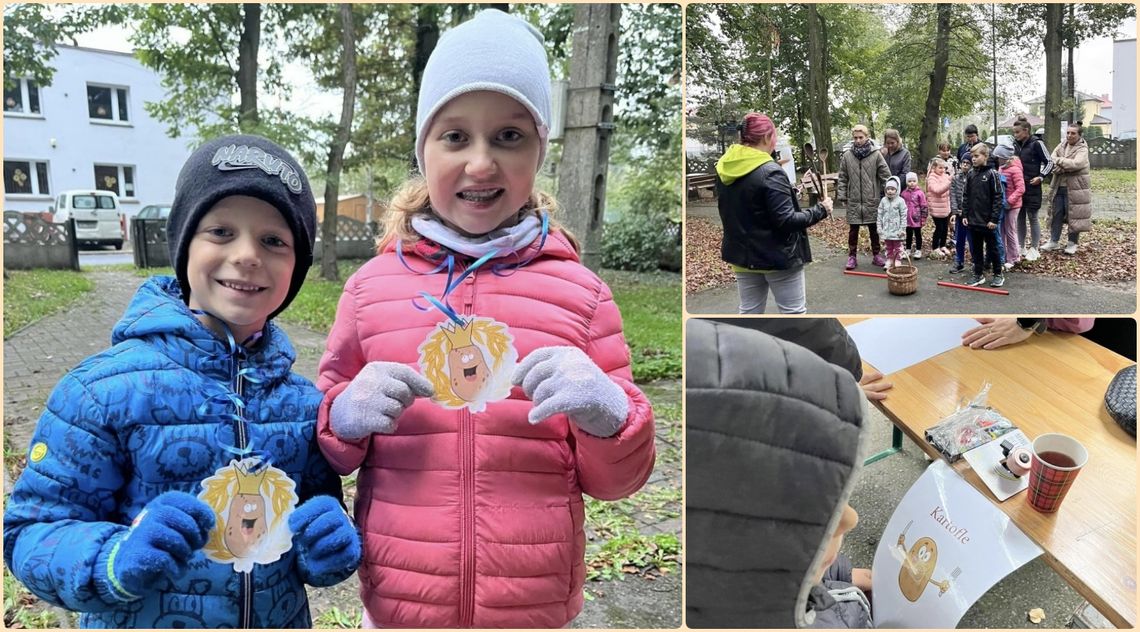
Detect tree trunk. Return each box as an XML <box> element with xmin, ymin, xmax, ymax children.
<box><xmin>918</xmin><ymin>4</ymin><xmax>952</xmax><ymax>169</ymax></box>
<box><xmin>237</xmin><ymin>3</ymin><xmax>260</xmax><ymax>131</ymax></box>
<box><xmin>1044</xmin><ymin>3</ymin><xmax>1064</xmax><ymax>150</ymax></box>
<box><xmin>1066</xmin><ymin>4</ymin><xmax>1077</xmax><ymax>124</ymax></box>
<box><xmin>806</xmin><ymin>5</ymin><xmax>833</xmax><ymax>170</ymax></box>
<box><xmin>410</xmin><ymin>5</ymin><xmax>441</xmax><ymax>169</ymax></box>
<box><xmin>320</xmin><ymin>4</ymin><xmax>359</xmax><ymax>282</ymax></box>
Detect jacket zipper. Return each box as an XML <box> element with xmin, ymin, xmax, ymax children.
<box><xmin>460</xmin><ymin>272</ymin><xmax>477</xmax><ymax>627</ymax></box>
<box><xmin>235</xmin><ymin>365</ymin><xmax>253</xmax><ymax>629</ymax></box>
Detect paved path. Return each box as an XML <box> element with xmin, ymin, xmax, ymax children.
<box><xmin>3</xmin><ymin>269</ymin><xmax>680</xmax><ymax>628</ymax></box>
<box><xmin>686</xmin><ymin>200</ymin><xmax>1136</xmax><ymax>315</ymax></box>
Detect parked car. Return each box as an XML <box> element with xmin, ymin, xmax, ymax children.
<box><xmin>50</xmin><ymin>190</ymin><xmax>125</xmax><ymax>250</ymax></box>
<box><xmin>1117</xmin><ymin>131</ymin><xmax>1137</xmax><ymax>141</ymax></box>
<box><xmin>984</xmin><ymin>134</ymin><xmax>1014</xmax><ymax>148</ymax></box>
<box><xmin>136</xmin><ymin>204</ymin><xmax>172</xmax><ymax>220</ymax></box>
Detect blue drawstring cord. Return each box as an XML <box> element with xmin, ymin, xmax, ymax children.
<box><xmin>191</xmin><ymin>309</ymin><xmax>271</xmax><ymax>467</ymax></box>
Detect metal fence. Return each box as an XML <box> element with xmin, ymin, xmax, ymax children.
<box><xmin>3</xmin><ymin>212</ymin><xmax>79</xmax><ymax>271</ymax></box>
<box><xmin>132</xmin><ymin>218</ymin><xmax>171</xmax><ymax>268</ymax></box>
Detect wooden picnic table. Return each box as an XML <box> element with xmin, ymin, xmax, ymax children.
<box><xmin>842</xmin><ymin>318</ymin><xmax>1136</xmax><ymax>628</ymax></box>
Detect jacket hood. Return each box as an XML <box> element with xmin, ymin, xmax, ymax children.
<box><xmin>716</xmin><ymin>144</ymin><xmax>773</xmax><ymax>185</ymax></box>
<box><xmin>112</xmin><ymin>276</ymin><xmax>297</xmax><ymax>382</ymax></box>
<box><xmin>686</xmin><ymin>319</ymin><xmax>869</xmax><ymax>628</ymax></box>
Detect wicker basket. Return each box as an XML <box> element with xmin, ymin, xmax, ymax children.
<box><xmin>887</xmin><ymin>250</ymin><xmax>918</xmax><ymax>296</ymax></box>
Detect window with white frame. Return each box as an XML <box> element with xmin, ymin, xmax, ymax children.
<box><xmin>4</xmin><ymin>160</ymin><xmax>50</xmax><ymax>195</ymax></box>
<box><xmin>4</xmin><ymin>79</ymin><xmax>42</xmax><ymax>115</ymax></box>
<box><xmin>87</xmin><ymin>84</ymin><xmax>129</xmax><ymax>122</ymax></box>
<box><xmin>93</xmin><ymin>164</ymin><xmax>135</xmax><ymax>198</ymax></box>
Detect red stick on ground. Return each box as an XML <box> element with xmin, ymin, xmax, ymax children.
<box><xmin>936</xmin><ymin>281</ymin><xmax>1010</xmax><ymax>296</ymax></box>
<box><xmin>843</xmin><ymin>270</ymin><xmax>889</xmax><ymax>279</ymax></box>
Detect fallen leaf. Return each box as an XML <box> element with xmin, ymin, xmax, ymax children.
<box><xmin>1028</xmin><ymin>607</ymin><xmax>1046</xmax><ymax>624</ymax></box>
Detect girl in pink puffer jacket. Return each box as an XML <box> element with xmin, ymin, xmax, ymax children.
<box><xmin>994</xmin><ymin>144</ymin><xmax>1026</xmax><ymax>267</ymax></box>
<box><xmin>315</xmin><ymin>10</ymin><xmax>656</xmax><ymax>628</ymax></box>
<box><xmin>925</xmin><ymin>158</ymin><xmax>953</xmax><ymax>257</ymax></box>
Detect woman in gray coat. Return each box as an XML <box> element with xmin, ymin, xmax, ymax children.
<box><xmin>837</xmin><ymin>125</ymin><xmax>891</xmax><ymax>270</ymax></box>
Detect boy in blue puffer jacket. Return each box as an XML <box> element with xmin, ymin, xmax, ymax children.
<box><xmin>4</xmin><ymin>135</ymin><xmax>361</xmax><ymax>628</ymax></box>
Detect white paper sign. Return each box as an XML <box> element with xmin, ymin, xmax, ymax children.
<box><xmin>872</xmin><ymin>459</ymin><xmax>1042</xmax><ymax>628</ymax></box>
<box><xmin>962</xmin><ymin>430</ymin><xmax>1031</xmax><ymax>501</ymax></box>
<box><xmin>847</xmin><ymin>318</ymin><xmax>978</xmax><ymax>376</ymax></box>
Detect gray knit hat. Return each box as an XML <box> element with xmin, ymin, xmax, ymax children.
<box><xmin>167</xmin><ymin>134</ymin><xmax>317</xmax><ymax>320</ymax></box>
<box><xmin>414</xmin><ymin>9</ymin><xmax>551</xmax><ymax>174</ymax></box>
<box><xmin>993</xmin><ymin>143</ymin><xmax>1015</xmax><ymax>161</ymax></box>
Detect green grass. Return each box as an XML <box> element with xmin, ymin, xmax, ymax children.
<box><xmin>313</xmin><ymin>606</ymin><xmax>362</xmax><ymax>629</ymax></box>
<box><xmin>281</xmin><ymin>263</ymin><xmax>682</xmax><ymax>382</ymax></box>
<box><xmin>3</xmin><ymin>270</ymin><xmax>93</xmax><ymax>338</ymax></box>
<box><xmin>599</xmin><ymin>269</ymin><xmax>682</xmax><ymax>381</ymax></box>
<box><xmin>276</xmin><ymin>261</ymin><xmax>366</xmax><ymax>331</ymax></box>
<box><xmin>1088</xmin><ymin>168</ymin><xmax>1137</xmax><ymax>194</ymax></box>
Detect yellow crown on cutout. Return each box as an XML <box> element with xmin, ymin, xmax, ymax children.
<box><xmin>232</xmin><ymin>461</ymin><xmax>268</xmax><ymax>495</ymax></box>
<box><xmin>442</xmin><ymin>320</ymin><xmax>476</xmax><ymax>348</ymax></box>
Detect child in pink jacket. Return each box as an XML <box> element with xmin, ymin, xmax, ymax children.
<box><xmin>993</xmin><ymin>144</ymin><xmax>1025</xmax><ymax>268</ymax></box>
<box><xmin>925</xmin><ymin>158</ymin><xmax>952</xmax><ymax>257</ymax></box>
<box><xmin>315</xmin><ymin>10</ymin><xmax>655</xmax><ymax>628</ymax></box>
<box><xmin>901</xmin><ymin>172</ymin><xmax>929</xmax><ymax>258</ymax></box>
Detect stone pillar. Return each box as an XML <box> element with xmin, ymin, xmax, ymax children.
<box><xmin>556</xmin><ymin>3</ymin><xmax>620</xmax><ymax>271</ymax></box>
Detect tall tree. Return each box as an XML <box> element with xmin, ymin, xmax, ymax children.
<box><xmin>129</xmin><ymin>4</ymin><xmax>315</xmax><ymax>148</ymax></box>
<box><xmin>237</xmin><ymin>3</ymin><xmax>260</xmax><ymax>131</ymax></box>
<box><xmin>917</xmin><ymin>4</ymin><xmax>953</xmax><ymax>167</ymax></box>
<box><xmin>998</xmin><ymin>3</ymin><xmax>1133</xmax><ymax>149</ymax></box>
<box><xmin>876</xmin><ymin>4</ymin><xmax>990</xmax><ymax>145</ymax></box>
<box><xmin>3</xmin><ymin>4</ymin><xmax>128</xmax><ymax>89</ymax></box>
<box><xmin>320</xmin><ymin>4</ymin><xmax>359</xmax><ymax>281</ymax></box>
<box><xmin>806</xmin><ymin>4</ymin><xmax>833</xmax><ymax>171</ymax></box>
<box><xmin>1044</xmin><ymin>4</ymin><xmax>1064</xmax><ymax>150</ymax></box>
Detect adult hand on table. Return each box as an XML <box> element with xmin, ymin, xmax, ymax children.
<box><xmin>859</xmin><ymin>370</ymin><xmax>893</xmax><ymax>401</ymax></box>
<box><xmin>961</xmin><ymin>318</ymin><xmax>1031</xmax><ymax>350</ymax></box>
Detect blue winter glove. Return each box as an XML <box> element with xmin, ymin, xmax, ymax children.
<box><xmin>105</xmin><ymin>491</ymin><xmax>215</xmax><ymax>600</ymax></box>
<box><xmin>288</xmin><ymin>496</ymin><xmax>361</xmax><ymax>587</ymax></box>
<box><xmin>511</xmin><ymin>346</ymin><xmax>630</xmax><ymax>437</ymax></box>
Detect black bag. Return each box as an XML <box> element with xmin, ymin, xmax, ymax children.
<box><xmin>1104</xmin><ymin>365</ymin><xmax>1136</xmax><ymax>437</ymax></box>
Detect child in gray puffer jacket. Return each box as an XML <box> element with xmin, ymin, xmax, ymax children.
<box><xmin>686</xmin><ymin>319</ymin><xmax>874</xmax><ymax>628</ymax></box>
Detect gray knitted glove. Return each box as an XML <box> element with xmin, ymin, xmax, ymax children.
<box><xmin>511</xmin><ymin>347</ymin><xmax>629</xmax><ymax>437</ymax></box>
<box><xmin>329</xmin><ymin>362</ymin><xmax>435</xmax><ymax>440</ymax></box>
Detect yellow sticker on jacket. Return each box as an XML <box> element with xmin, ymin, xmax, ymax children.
<box><xmin>29</xmin><ymin>442</ymin><xmax>47</xmax><ymax>462</ymax></box>
<box><xmin>418</xmin><ymin>316</ymin><xmax>518</xmax><ymax>413</ymax></box>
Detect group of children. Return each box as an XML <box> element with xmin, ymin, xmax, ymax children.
<box><xmin>4</xmin><ymin>10</ymin><xmax>655</xmax><ymax>629</ymax></box>
<box><xmin>876</xmin><ymin>140</ymin><xmax>1027</xmax><ymax>288</ymax></box>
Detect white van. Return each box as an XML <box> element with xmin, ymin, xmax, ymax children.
<box><xmin>51</xmin><ymin>190</ymin><xmax>125</xmax><ymax>250</ymax></box>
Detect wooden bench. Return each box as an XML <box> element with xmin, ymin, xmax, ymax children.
<box><xmin>687</xmin><ymin>173</ymin><xmax>718</xmax><ymax>200</ymax></box>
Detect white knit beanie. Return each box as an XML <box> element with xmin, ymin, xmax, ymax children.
<box><xmin>414</xmin><ymin>9</ymin><xmax>552</xmax><ymax>175</ymax></box>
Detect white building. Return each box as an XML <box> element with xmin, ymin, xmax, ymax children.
<box><xmin>4</xmin><ymin>44</ymin><xmax>192</xmax><ymax>217</ymax></box>
<box><xmin>1112</xmin><ymin>38</ymin><xmax>1136</xmax><ymax>138</ymax></box>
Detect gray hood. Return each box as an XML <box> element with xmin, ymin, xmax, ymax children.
<box><xmin>686</xmin><ymin>319</ymin><xmax>869</xmax><ymax>628</ymax></box>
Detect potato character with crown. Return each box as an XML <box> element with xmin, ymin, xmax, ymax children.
<box><xmin>199</xmin><ymin>457</ymin><xmax>298</xmax><ymax>571</ymax></box>
<box><xmin>419</xmin><ymin>317</ymin><xmax>517</xmax><ymax>412</ymax></box>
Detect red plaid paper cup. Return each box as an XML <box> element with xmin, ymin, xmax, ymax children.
<box><xmin>1026</xmin><ymin>433</ymin><xmax>1089</xmax><ymax>513</ymax></box>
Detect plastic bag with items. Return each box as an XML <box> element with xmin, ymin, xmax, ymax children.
<box><xmin>924</xmin><ymin>383</ymin><xmax>1018</xmax><ymax>462</ymax></box>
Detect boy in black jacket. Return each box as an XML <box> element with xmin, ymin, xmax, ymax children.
<box><xmin>962</xmin><ymin>143</ymin><xmax>1005</xmax><ymax>288</ymax></box>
